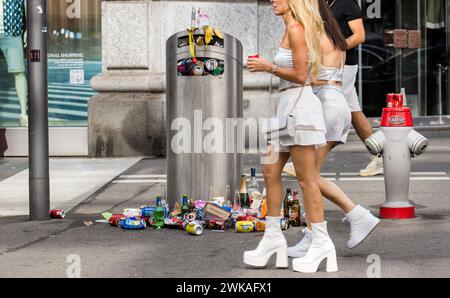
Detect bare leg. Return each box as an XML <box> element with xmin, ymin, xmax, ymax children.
<box><xmin>351</xmin><ymin>111</ymin><xmax>373</xmax><ymax>142</ymax></box>
<box><xmin>263</xmin><ymin>145</ymin><xmax>291</xmax><ymax>217</ymax></box>
<box><xmin>315</xmin><ymin>143</ymin><xmax>356</xmax><ymax>214</ymax></box>
<box><xmin>289</xmin><ymin>145</ymin><xmax>323</xmax><ymax>224</ymax></box>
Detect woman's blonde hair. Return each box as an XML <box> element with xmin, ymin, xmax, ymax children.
<box><xmin>287</xmin><ymin>0</ymin><xmax>325</xmax><ymax>77</ymax></box>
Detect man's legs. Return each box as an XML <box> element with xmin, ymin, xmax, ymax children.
<box><xmin>343</xmin><ymin>65</ymin><xmax>383</xmax><ymax>177</ymax></box>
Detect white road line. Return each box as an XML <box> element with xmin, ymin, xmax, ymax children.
<box><xmin>119</xmin><ymin>174</ymin><xmax>167</xmax><ymax>178</ymax></box>
<box><xmin>410</xmin><ymin>172</ymin><xmax>447</xmax><ymax>175</ymax></box>
<box><xmin>410</xmin><ymin>177</ymin><xmax>450</xmax><ymax>181</ymax></box>
<box><xmin>112</xmin><ymin>179</ymin><xmax>167</xmax><ymax>184</ymax></box>
<box><xmin>340</xmin><ymin>177</ymin><xmax>450</xmax><ymax>181</ymax></box>
<box><xmin>340</xmin><ymin>177</ymin><xmax>385</xmax><ymax>181</ymax></box>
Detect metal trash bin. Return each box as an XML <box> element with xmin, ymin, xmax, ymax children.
<box><xmin>166</xmin><ymin>29</ymin><xmax>243</xmax><ymax>208</ymax></box>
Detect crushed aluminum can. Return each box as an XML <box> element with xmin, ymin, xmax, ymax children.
<box><xmin>140</xmin><ymin>206</ymin><xmax>155</xmax><ymax>218</ymax></box>
<box><xmin>235</xmin><ymin>221</ymin><xmax>254</xmax><ymax>233</ymax></box>
<box><xmin>165</xmin><ymin>217</ymin><xmax>182</xmax><ymax>229</ymax></box>
<box><xmin>108</xmin><ymin>214</ymin><xmax>125</xmax><ymax>227</ymax></box>
<box><xmin>123</xmin><ymin>208</ymin><xmax>141</xmax><ymax>218</ymax></box>
<box><xmin>120</xmin><ymin>217</ymin><xmax>146</xmax><ymax>230</ymax></box>
<box><xmin>185</xmin><ymin>222</ymin><xmax>203</xmax><ymax>236</ymax></box>
<box><xmin>242</xmin><ymin>208</ymin><xmax>258</xmax><ymax>217</ymax></box>
<box><xmin>231</xmin><ymin>210</ymin><xmax>240</xmax><ymax>221</ymax></box>
<box><xmin>280</xmin><ymin>218</ymin><xmax>290</xmax><ymax>230</ymax></box>
<box><xmin>50</xmin><ymin>209</ymin><xmax>65</xmax><ymax>219</ymax></box>
<box><xmin>208</xmin><ymin>219</ymin><xmax>225</xmax><ymax>230</ymax></box>
<box><xmin>205</xmin><ymin>58</ymin><xmax>219</xmax><ymax>73</ymax></box>
<box><xmin>255</xmin><ymin>220</ymin><xmax>266</xmax><ymax>232</ymax></box>
<box><xmin>192</xmin><ymin>61</ymin><xmax>205</xmax><ymax>76</ymax></box>
<box><xmin>184</xmin><ymin>212</ymin><xmax>197</xmax><ymax>222</ymax></box>
<box><xmin>238</xmin><ymin>215</ymin><xmax>255</xmax><ymax>222</ymax></box>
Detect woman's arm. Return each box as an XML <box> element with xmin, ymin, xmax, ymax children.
<box><xmin>247</xmin><ymin>24</ymin><xmax>309</xmax><ymax>85</ymax></box>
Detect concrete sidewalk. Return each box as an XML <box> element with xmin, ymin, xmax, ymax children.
<box><xmin>0</xmin><ymin>157</ymin><xmax>141</xmax><ymax>216</ymax></box>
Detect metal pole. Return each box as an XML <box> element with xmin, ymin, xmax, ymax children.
<box><xmin>27</xmin><ymin>0</ymin><xmax>49</xmax><ymax>220</ymax></box>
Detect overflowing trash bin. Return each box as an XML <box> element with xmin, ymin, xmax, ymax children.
<box><xmin>98</xmin><ymin>11</ymin><xmax>306</xmax><ymax>236</ymax></box>
<box><xmin>166</xmin><ymin>28</ymin><xmax>244</xmax><ymax>208</ymax></box>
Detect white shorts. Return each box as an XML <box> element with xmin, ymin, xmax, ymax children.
<box><xmin>343</xmin><ymin>65</ymin><xmax>362</xmax><ymax>112</ymax></box>
<box><xmin>313</xmin><ymin>85</ymin><xmax>351</xmax><ymax>144</ymax></box>
<box><xmin>271</xmin><ymin>86</ymin><xmax>327</xmax><ymax>152</ymax></box>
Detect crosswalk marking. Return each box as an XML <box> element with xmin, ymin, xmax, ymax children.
<box><xmin>112</xmin><ymin>172</ymin><xmax>450</xmax><ymax>184</ymax></box>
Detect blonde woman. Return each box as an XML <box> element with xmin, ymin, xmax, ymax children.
<box><xmin>287</xmin><ymin>0</ymin><xmax>380</xmax><ymax>259</ymax></box>
<box><xmin>244</xmin><ymin>0</ymin><xmax>337</xmax><ymax>273</ymax></box>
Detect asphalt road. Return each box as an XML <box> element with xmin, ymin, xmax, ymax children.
<box><xmin>0</xmin><ymin>138</ymin><xmax>450</xmax><ymax>278</ymax></box>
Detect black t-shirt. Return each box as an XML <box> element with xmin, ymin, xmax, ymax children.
<box><xmin>329</xmin><ymin>0</ymin><xmax>362</xmax><ymax>65</ymax></box>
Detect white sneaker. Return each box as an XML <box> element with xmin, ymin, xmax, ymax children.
<box><xmin>292</xmin><ymin>222</ymin><xmax>338</xmax><ymax>273</ymax></box>
<box><xmin>287</xmin><ymin>228</ymin><xmax>312</xmax><ymax>258</ymax></box>
<box><xmin>342</xmin><ymin>205</ymin><xmax>380</xmax><ymax>249</ymax></box>
<box><xmin>282</xmin><ymin>162</ymin><xmax>296</xmax><ymax>177</ymax></box>
<box><xmin>359</xmin><ymin>156</ymin><xmax>383</xmax><ymax>176</ymax></box>
<box><xmin>243</xmin><ymin>216</ymin><xmax>288</xmax><ymax>268</ymax></box>
<box><xmin>19</xmin><ymin>114</ymin><xmax>28</xmax><ymax>127</ymax></box>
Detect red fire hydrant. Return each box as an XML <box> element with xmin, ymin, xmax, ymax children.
<box><xmin>364</xmin><ymin>94</ymin><xmax>429</xmax><ymax>219</ymax></box>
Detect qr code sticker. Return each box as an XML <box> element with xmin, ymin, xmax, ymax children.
<box><xmin>70</xmin><ymin>69</ymin><xmax>84</xmax><ymax>85</ymax></box>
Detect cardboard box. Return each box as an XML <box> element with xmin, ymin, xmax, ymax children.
<box><xmin>203</xmin><ymin>202</ymin><xmax>231</xmax><ymax>220</ymax></box>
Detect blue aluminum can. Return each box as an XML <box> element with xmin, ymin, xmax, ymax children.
<box><xmin>121</xmin><ymin>217</ymin><xmax>147</xmax><ymax>230</ymax></box>
<box><xmin>140</xmin><ymin>206</ymin><xmax>155</xmax><ymax>218</ymax></box>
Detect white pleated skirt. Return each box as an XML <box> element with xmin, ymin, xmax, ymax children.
<box><xmin>313</xmin><ymin>85</ymin><xmax>351</xmax><ymax>144</ymax></box>
<box><xmin>271</xmin><ymin>86</ymin><xmax>327</xmax><ymax>152</ymax></box>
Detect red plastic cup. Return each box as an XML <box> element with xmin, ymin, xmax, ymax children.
<box><xmin>386</xmin><ymin>93</ymin><xmax>395</xmax><ymax>108</ymax></box>
<box><xmin>393</xmin><ymin>94</ymin><xmax>404</xmax><ymax>108</ymax></box>
<box><xmin>248</xmin><ymin>54</ymin><xmax>259</xmax><ymax>59</ymax></box>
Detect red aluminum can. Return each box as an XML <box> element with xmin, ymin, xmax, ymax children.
<box><xmin>50</xmin><ymin>209</ymin><xmax>65</xmax><ymax>219</ymax></box>
<box><xmin>248</xmin><ymin>54</ymin><xmax>259</xmax><ymax>59</ymax></box>
<box><xmin>108</xmin><ymin>214</ymin><xmax>125</xmax><ymax>226</ymax></box>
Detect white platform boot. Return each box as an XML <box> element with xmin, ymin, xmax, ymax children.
<box><xmin>243</xmin><ymin>216</ymin><xmax>288</xmax><ymax>268</ymax></box>
<box><xmin>343</xmin><ymin>205</ymin><xmax>380</xmax><ymax>249</ymax></box>
<box><xmin>287</xmin><ymin>227</ymin><xmax>312</xmax><ymax>258</ymax></box>
<box><xmin>292</xmin><ymin>222</ymin><xmax>338</xmax><ymax>273</ymax></box>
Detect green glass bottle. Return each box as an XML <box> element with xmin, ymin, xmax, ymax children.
<box><xmin>154</xmin><ymin>196</ymin><xmax>165</xmax><ymax>229</ymax></box>
<box><xmin>181</xmin><ymin>195</ymin><xmax>190</xmax><ymax>219</ymax></box>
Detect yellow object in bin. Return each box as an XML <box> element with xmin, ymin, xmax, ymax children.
<box><xmin>214</xmin><ymin>28</ymin><xmax>224</xmax><ymax>40</ymax></box>
<box><xmin>187</xmin><ymin>27</ymin><xmax>197</xmax><ymax>58</ymax></box>
<box><xmin>204</xmin><ymin>26</ymin><xmax>214</xmax><ymax>47</ymax></box>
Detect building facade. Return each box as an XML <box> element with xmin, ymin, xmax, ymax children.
<box><xmin>0</xmin><ymin>0</ymin><xmax>449</xmax><ymax>157</ymax></box>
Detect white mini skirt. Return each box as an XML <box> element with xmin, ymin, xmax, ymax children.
<box><xmin>313</xmin><ymin>85</ymin><xmax>351</xmax><ymax>144</ymax></box>
<box><xmin>271</xmin><ymin>86</ymin><xmax>327</xmax><ymax>152</ymax></box>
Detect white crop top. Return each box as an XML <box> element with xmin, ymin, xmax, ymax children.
<box><xmin>316</xmin><ymin>51</ymin><xmax>344</xmax><ymax>82</ymax></box>
<box><xmin>273</xmin><ymin>47</ymin><xmax>310</xmax><ymax>90</ymax></box>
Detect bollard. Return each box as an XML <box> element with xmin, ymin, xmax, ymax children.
<box><xmin>364</xmin><ymin>94</ymin><xmax>429</xmax><ymax>219</ymax></box>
